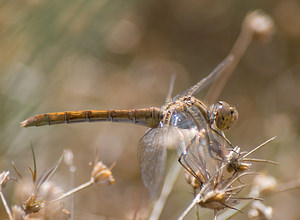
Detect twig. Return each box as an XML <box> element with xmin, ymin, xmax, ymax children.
<box><xmin>0</xmin><ymin>171</ymin><xmax>13</xmax><ymax>220</ymax></box>
<box><xmin>207</xmin><ymin>10</ymin><xmax>275</xmax><ymax>104</ymax></box>
<box><xmin>149</xmin><ymin>158</ymin><xmax>181</xmax><ymax>220</ymax></box>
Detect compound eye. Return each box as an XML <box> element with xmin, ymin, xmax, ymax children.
<box><xmin>214</xmin><ymin>101</ymin><xmax>239</xmax><ymax>130</ymax></box>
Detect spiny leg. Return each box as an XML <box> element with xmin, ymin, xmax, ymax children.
<box><xmin>178</xmin><ymin>135</ymin><xmax>203</xmax><ymax>185</ymax></box>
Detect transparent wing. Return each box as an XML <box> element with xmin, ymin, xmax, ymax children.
<box><xmin>207</xmin><ymin>128</ymin><xmax>232</xmax><ymax>161</ymax></box>
<box><xmin>171</xmin><ymin>106</ymin><xmax>231</xmax><ymax>182</ymax></box>
<box><xmin>137</xmin><ymin>119</ymin><xmax>196</xmax><ymax>199</ymax></box>
<box><xmin>178</xmin><ymin>127</ymin><xmax>231</xmax><ymax>186</ymax></box>
<box><xmin>169</xmin><ymin>105</ymin><xmax>207</xmax><ymax>154</ymax></box>
<box><xmin>137</xmin><ymin>104</ymin><xmax>232</xmax><ymax>198</ymax></box>
<box><xmin>178</xmin><ymin>128</ymin><xmax>210</xmax><ymax>183</ymax></box>
<box><xmin>173</xmin><ymin>55</ymin><xmax>233</xmax><ymax>100</ymax></box>
<box><xmin>137</xmin><ymin>127</ymin><xmax>168</xmax><ymax>199</ymax></box>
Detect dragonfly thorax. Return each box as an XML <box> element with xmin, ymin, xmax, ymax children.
<box><xmin>162</xmin><ymin>96</ymin><xmax>209</xmax><ymax>127</ymax></box>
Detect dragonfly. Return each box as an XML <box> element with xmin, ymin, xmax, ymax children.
<box><xmin>20</xmin><ymin>55</ymin><xmax>238</xmax><ymax>199</ymax></box>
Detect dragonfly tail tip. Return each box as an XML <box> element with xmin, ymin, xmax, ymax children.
<box><xmin>20</xmin><ymin>120</ymin><xmax>29</xmax><ymax>127</ymax></box>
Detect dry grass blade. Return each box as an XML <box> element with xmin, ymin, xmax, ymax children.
<box><xmin>0</xmin><ymin>171</ymin><xmax>12</xmax><ymax>220</ymax></box>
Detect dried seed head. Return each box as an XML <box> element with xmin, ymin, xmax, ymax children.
<box><xmin>91</xmin><ymin>161</ymin><xmax>115</xmax><ymax>185</ymax></box>
<box><xmin>184</xmin><ymin>170</ymin><xmax>202</xmax><ymax>189</ymax></box>
<box><xmin>248</xmin><ymin>201</ymin><xmax>273</xmax><ymax>220</ymax></box>
<box><xmin>198</xmin><ymin>190</ymin><xmax>237</xmax><ymax>211</ymax></box>
<box><xmin>252</xmin><ymin>174</ymin><xmax>277</xmax><ymax>196</ymax></box>
<box><xmin>226</xmin><ymin>147</ymin><xmax>251</xmax><ymax>173</ymax></box>
<box><xmin>62</xmin><ymin>209</ymin><xmax>71</xmax><ymax>218</ymax></box>
<box><xmin>22</xmin><ymin>193</ymin><xmax>45</xmax><ymax>214</ymax></box>
<box><xmin>226</xmin><ymin>137</ymin><xmax>277</xmax><ymax>174</ymax></box>
<box><xmin>14</xmin><ymin>177</ymin><xmax>68</xmax><ymax>219</ymax></box>
<box><xmin>245</xmin><ymin>10</ymin><xmax>276</xmax><ymax>42</ymax></box>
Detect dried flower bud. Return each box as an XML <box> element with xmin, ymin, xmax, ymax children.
<box><xmin>248</xmin><ymin>201</ymin><xmax>273</xmax><ymax>220</ymax></box>
<box><xmin>62</xmin><ymin>209</ymin><xmax>71</xmax><ymax>218</ymax></box>
<box><xmin>63</xmin><ymin>149</ymin><xmax>74</xmax><ymax>166</ymax></box>
<box><xmin>252</xmin><ymin>174</ymin><xmax>277</xmax><ymax>196</ymax></box>
<box><xmin>23</xmin><ymin>194</ymin><xmax>45</xmax><ymax>214</ymax></box>
<box><xmin>91</xmin><ymin>162</ymin><xmax>115</xmax><ymax>185</ymax></box>
<box><xmin>184</xmin><ymin>170</ymin><xmax>202</xmax><ymax>189</ymax></box>
<box><xmin>246</xmin><ymin>10</ymin><xmax>275</xmax><ymax>42</ymax></box>
<box><xmin>226</xmin><ymin>147</ymin><xmax>251</xmax><ymax>173</ymax></box>
<box><xmin>198</xmin><ymin>190</ymin><xmax>238</xmax><ymax>211</ymax></box>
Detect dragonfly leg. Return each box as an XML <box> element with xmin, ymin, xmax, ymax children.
<box><xmin>203</xmin><ymin>127</ymin><xmax>234</xmax><ymax>165</ymax></box>
<box><xmin>177</xmin><ymin>135</ymin><xmax>203</xmax><ymax>186</ymax></box>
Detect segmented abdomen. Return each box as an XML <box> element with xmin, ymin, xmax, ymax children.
<box><xmin>20</xmin><ymin>108</ymin><xmax>162</xmax><ymax>128</ymax></box>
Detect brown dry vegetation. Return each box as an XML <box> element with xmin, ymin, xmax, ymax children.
<box><xmin>0</xmin><ymin>1</ymin><xmax>300</xmax><ymax>219</ymax></box>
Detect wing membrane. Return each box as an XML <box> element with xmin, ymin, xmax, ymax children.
<box><xmin>137</xmin><ymin>127</ymin><xmax>168</xmax><ymax>199</ymax></box>
<box><xmin>171</xmin><ymin>105</ymin><xmax>231</xmax><ymax>183</ymax></box>
<box><xmin>174</xmin><ymin>55</ymin><xmax>233</xmax><ymax>100</ymax></box>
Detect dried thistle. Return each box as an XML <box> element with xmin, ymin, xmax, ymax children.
<box><xmin>5</xmin><ymin>147</ymin><xmax>116</xmax><ymax>220</ymax></box>
<box><xmin>226</xmin><ymin>137</ymin><xmax>278</xmax><ymax>173</ymax></box>
<box><xmin>179</xmin><ymin>165</ymin><xmax>257</xmax><ymax>220</ymax></box>
<box><xmin>179</xmin><ymin>145</ymin><xmax>251</xmax><ymax>219</ymax></box>
<box><xmin>91</xmin><ymin>161</ymin><xmax>115</xmax><ymax>185</ymax></box>
<box><xmin>178</xmin><ymin>136</ymin><xmax>279</xmax><ymax>219</ymax></box>
<box><xmin>49</xmin><ymin>159</ymin><xmax>115</xmax><ymax>205</ymax></box>
<box><xmin>11</xmin><ymin>147</ymin><xmax>70</xmax><ymax>220</ymax></box>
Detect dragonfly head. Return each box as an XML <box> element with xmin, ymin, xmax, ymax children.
<box><xmin>214</xmin><ymin>101</ymin><xmax>238</xmax><ymax>130</ymax></box>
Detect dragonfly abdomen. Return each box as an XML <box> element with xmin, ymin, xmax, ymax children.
<box><xmin>20</xmin><ymin>108</ymin><xmax>162</xmax><ymax>128</ymax></box>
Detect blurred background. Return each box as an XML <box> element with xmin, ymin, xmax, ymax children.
<box><xmin>0</xmin><ymin>0</ymin><xmax>300</xmax><ymax>219</ymax></box>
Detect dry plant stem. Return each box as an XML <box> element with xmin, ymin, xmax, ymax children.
<box><xmin>219</xmin><ymin>179</ymin><xmax>300</xmax><ymax>219</ymax></box>
<box><xmin>149</xmin><ymin>159</ymin><xmax>181</xmax><ymax>220</ymax></box>
<box><xmin>149</xmin><ymin>75</ymin><xmax>179</xmax><ymax>220</ymax></box>
<box><xmin>178</xmin><ymin>193</ymin><xmax>200</xmax><ymax>220</ymax></box>
<box><xmin>69</xmin><ymin>166</ymin><xmax>76</xmax><ymax>220</ymax></box>
<box><xmin>63</xmin><ymin>149</ymin><xmax>76</xmax><ymax>220</ymax></box>
<box><xmin>216</xmin><ymin>200</ymin><xmax>250</xmax><ymax>220</ymax></box>
<box><xmin>0</xmin><ymin>171</ymin><xmax>13</xmax><ymax>220</ymax></box>
<box><xmin>274</xmin><ymin>179</ymin><xmax>300</xmax><ymax>193</ymax></box>
<box><xmin>207</xmin><ymin>13</ymin><xmax>255</xmax><ymax>103</ymax></box>
<box><xmin>216</xmin><ymin>175</ymin><xmax>261</xmax><ymax>220</ymax></box>
<box><xmin>242</xmin><ymin>137</ymin><xmax>276</xmax><ymax>158</ymax></box>
<box><xmin>207</xmin><ymin>23</ymin><xmax>252</xmax><ymax>104</ymax></box>
<box><xmin>0</xmin><ymin>190</ymin><xmax>13</xmax><ymax>220</ymax></box>
<box><xmin>48</xmin><ymin>180</ymin><xmax>93</xmax><ymax>205</ymax></box>
<box><xmin>214</xmin><ymin>210</ymin><xmax>217</xmax><ymax>220</ymax></box>
<box><xmin>177</xmin><ymin>166</ymin><xmax>228</xmax><ymax>220</ymax></box>
<box><xmin>241</xmin><ymin>158</ymin><xmax>278</xmax><ymax>165</ymax></box>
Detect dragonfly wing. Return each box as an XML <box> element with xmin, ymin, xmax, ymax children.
<box><xmin>137</xmin><ymin>127</ymin><xmax>168</xmax><ymax>199</ymax></box>
<box><xmin>173</xmin><ymin>55</ymin><xmax>233</xmax><ymax>99</ymax></box>
<box><xmin>170</xmin><ymin>106</ymin><xmax>231</xmax><ymax>181</ymax></box>
<box><xmin>178</xmin><ymin>126</ymin><xmax>230</xmax><ymax>185</ymax></box>
<box><xmin>207</xmin><ymin>128</ymin><xmax>232</xmax><ymax>161</ymax></box>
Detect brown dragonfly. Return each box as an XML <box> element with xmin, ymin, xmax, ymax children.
<box><xmin>21</xmin><ymin>55</ymin><xmax>238</xmax><ymax>199</ymax></box>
